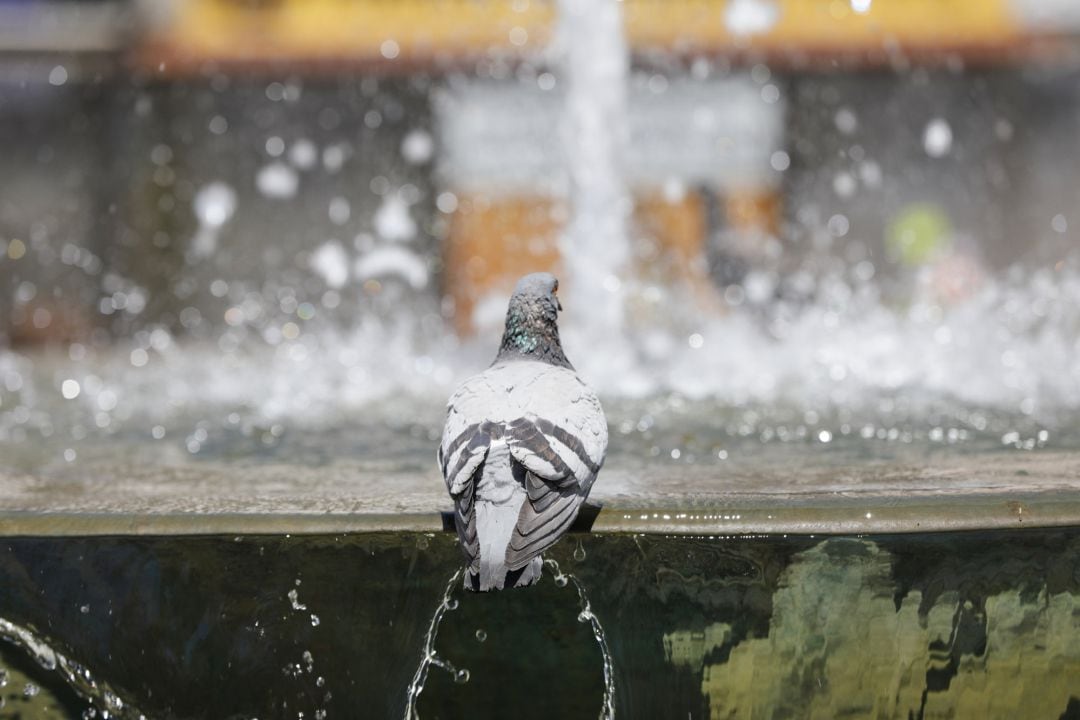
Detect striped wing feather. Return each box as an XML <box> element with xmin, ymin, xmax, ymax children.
<box><xmin>504</xmin><ymin>415</ymin><xmax>604</xmax><ymax>571</ymax></box>
<box><xmin>439</xmin><ymin>421</ymin><xmax>486</xmax><ymax>566</ymax></box>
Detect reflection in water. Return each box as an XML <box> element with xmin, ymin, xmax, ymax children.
<box><xmin>663</xmin><ymin>538</ymin><xmax>1080</xmax><ymax>719</ymax></box>
<box><xmin>0</xmin><ymin>531</ymin><xmax>1078</xmax><ymax>719</ymax></box>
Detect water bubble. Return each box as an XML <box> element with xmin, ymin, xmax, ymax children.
<box><xmin>923</xmin><ymin>118</ymin><xmax>953</xmax><ymax>158</ymax></box>
<box><xmin>256</xmin><ymin>162</ymin><xmax>299</xmax><ymax>199</ymax></box>
<box><xmin>554</xmin><ymin>575</ymin><xmax>568</xmax><ymax>588</ymax></box>
<box><xmin>401</xmin><ymin>130</ymin><xmax>434</xmax><ymax>165</ymax></box>
<box><xmin>835</xmin><ymin>107</ymin><xmax>858</xmax><ymax>134</ymax></box>
<box><xmin>453</xmin><ymin>668</ymin><xmax>470</xmax><ymax>684</ymax></box>
<box><xmin>61</xmin><ymin>379</ymin><xmax>81</xmax><ymax>400</ymax></box>
<box><xmin>289</xmin><ymin>138</ymin><xmax>318</xmax><ymax>169</ymax></box>
<box><xmin>380</xmin><ymin>39</ymin><xmax>400</xmax><ymax>59</ymax></box>
<box><xmin>265</xmin><ymin>136</ymin><xmax>285</xmax><ymax>157</ymax></box>
<box><xmin>474</xmin><ymin>629</ymin><xmax>487</xmax><ymax>643</ymax></box>
<box><xmin>833</xmin><ymin>172</ymin><xmax>857</xmax><ymax>198</ymax></box>
<box><xmin>374</xmin><ymin>194</ymin><xmax>417</xmax><ymax>242</ymax></box>
<box><xmin>80</xmin><ymin>604</ymin><xmax>90</xmax><ymax>614</ymax></box>
<box><xmin>770</xmin><ymin>150</ymin><xmax>790</xmax><ymax>172</ymax></box>
<box><xmin>724</xmin><ymin>0</ymin><xmax>779</xmax><ymax>36</ymax></box>
<box><xmin>48</xmin><ymin>65</ymin><xmax>68</xmax><ymax>86</ymax></box>
<box><xmin>310</xmin><ymin>241</ymin><xmax>350</xmax><ymax>289</ymax></box>
<box><xmin>23</xmin><ymin>683</ymin><xmax>40</xmax><ymax>698</ymax></box>
<box><xmin>444</xmin><ymin>598</ymin><xmax>459</xmax><ymax>611</ymax></box>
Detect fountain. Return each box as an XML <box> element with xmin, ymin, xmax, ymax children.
<box><xmin>2</xmin><ymin>0</ymin><xmax>1080</xmax><ymax>716</ymax></box>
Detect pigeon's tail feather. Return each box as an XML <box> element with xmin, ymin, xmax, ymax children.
<box><xmin>476</xmin><ymin>495</ymin><xmax>521</xmax><ymax>590</ymax></box>
<box><xmin>465</xmin><ymin>556</ymin><xmax>541</xmax><ymax>592</ymax></box>
<box><xmin>505</xmin><ymin>471</ymin><xmax>582</xmax><ymax>572</ymax></box>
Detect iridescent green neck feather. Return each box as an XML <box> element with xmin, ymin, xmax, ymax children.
<box><xmin>494</xmin><ymin>294</ymin><xmax>572</xmax><ymax>369</ymax></box>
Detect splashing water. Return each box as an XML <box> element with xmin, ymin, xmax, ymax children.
<box><xmin>0</xmin><ymin>616</ymin><xmax>146</xmax><ymax>719</ymax></box>
<box><xmin>545</xmin><ymin>559</ymin><xmax>617</xmax><ymax>720</ymax></box>
<box><xmin>404</xmin><ymin>563</ymin><xmax>616</xmax><ymax>719</ymax></box>
<box><xmin>404</xmin><ymin>568</ymin><xmax>468</xmax><ymax>719</ymax></box>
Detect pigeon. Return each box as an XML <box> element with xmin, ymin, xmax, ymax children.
<box><xmin>438</xmin><ymin>272</ymin><xmax>608</xmax><ymax>591</ymax></box>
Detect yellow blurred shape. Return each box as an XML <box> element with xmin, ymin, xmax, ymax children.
<box><xmin>6</xmin><ymin>238</ymin><xmax>26</xmax><ymax>260</ymax></box>
<box><xmin>145</xmin><ymin>0</ymin><xmax>555</xmax><ymax>68</ymax></box>
<box><xmin>625</xmin><ymin>0</ymin><xmax>1019</xmax><ymax>53</ymax></box>
<box><xmin>143</xmin><ymin>0</ymin><xmax>1022</xmax><ymax>68</ymax></box>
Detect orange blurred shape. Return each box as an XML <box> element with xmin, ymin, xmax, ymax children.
<box><xmin>9</xmin><ymin>301</ymin><xmax>91</xmax><ymax>348</ymax></box>
<box><xmin>443</xmin><ymin>194</ymin><xmax>563</xmax><ymax>335</ymax></box>
<box><xmin>725</xmin><ymin>189</ymin><xmax>781</xmax><ymax>239</ymax></box>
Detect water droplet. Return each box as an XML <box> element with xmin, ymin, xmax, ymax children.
<box><xmin>61</xmin><ymin>379</ymin><xmax>81</xmax><ymax>400</ymax></box>
<box><xmin>573</xmin><ymin>545</ymin><xmax>587</xmax><ymax>562</ymax></box>
<box><xmin>444</xmin><ymin>598</ymin><xmax>459</xmax><ymax>611</ymax></box>
<box><xmin>554</xmin><ymin>575</ymin><xmax>568</xmax><ymax>588</ymax></box>
<box><xmin>453</xmin><ymin>668</ymin><xmax>470</xmax><ymax>684</ymax></box>
<box><xmin>923</xmin><ymin>118</ymin><xmax>953</xmax><ymax>158</ymax></box>
<box><xmin>474</xmin><ymin>629</ymin><xmax>487</xmax><ymax>643</ymax></box>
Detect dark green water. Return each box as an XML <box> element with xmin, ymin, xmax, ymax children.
<box><xmin>2</xmin><ymin>530</ymin><xmax>1080</xmax><ymax>719</ymax></box>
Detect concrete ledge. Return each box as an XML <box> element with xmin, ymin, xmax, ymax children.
<box><xmin>1</xmin><ymin>450</ymin><xmax>1078</xmax><ymax>537</ymax></box>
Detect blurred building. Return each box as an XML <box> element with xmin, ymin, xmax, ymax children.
<box><xmin>2</xmin><ymin>0</ymin><xmax>1080</xmax><ymax>346</ymax></box>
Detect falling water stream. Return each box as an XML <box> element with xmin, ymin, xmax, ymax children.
<box><xmin>404</xmin><ymin>569</ymin><xmax>466</xmax><ymax>720</ymax></box>
<box><xmin>0</xmin><ymin>617</ymin><xmax>144</xmax><ymax>719</ymax></box>
<box><xmin>404</xmin><ymin>562</ymin><xmax>617</xmax><ymax>720</ymax></box>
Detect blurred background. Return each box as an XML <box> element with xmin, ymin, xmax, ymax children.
<box><xmin>1</xmin><ymin>0</ymin><xmax>1079</xmax><ymax>447</ymax></box>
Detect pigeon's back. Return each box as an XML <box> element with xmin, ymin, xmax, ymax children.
<box><xmin>439</xmin><ymin>360</ymin><xmax>607</xmax><ymax>591</ymax></box>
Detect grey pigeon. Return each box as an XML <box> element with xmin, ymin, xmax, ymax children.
<box><xmin>438</xmin><ymin>272</ymin><xmax>608</xmax><ymax>591</ymax></box>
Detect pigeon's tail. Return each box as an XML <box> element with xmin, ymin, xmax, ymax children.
<box><xmin>465</xmin><ymin>556</ymin><xmax>542</xmax><ymax>592</ymax></box>
<box><xmin>473</xmin><ymin>497</ymin><xmax>530</xmax><ymax>591</ymax></box>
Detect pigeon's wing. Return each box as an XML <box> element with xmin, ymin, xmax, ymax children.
<box><xmin>503</xmin><ymin>384</ymin><xmax>607</xmax><ymax>571</ymax></box>
<box><xmin>439</xmin><ymin>402</ymin><xmax>489</xmax><ymax>567</ymax></box>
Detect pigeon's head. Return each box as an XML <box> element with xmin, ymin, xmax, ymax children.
<box><xmin>512</xmin><ymin>272</ymin><xmax>562</xmax><ymax>314</ymax></box>
<box><xmin>495</xmin><ymin>272</ymin><xmax>571</xmax><ymax>368</ymax></box>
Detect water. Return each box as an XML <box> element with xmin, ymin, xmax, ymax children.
<box><xmin>3</xmin><ymin>2</ymin><xmax>1080</xmax><ymax>716</ymax></box>
<box><xmin>2</xmin><ymin>530</ymin><xmax>1080</xmax><ymax>718</ymax></box>
<box><xmin>555</xmin><ymin>0</ymin><xmax>632</xmax><ymax>349</ymax></box>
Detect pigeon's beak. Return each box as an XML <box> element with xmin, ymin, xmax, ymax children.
<box><xmin>553</xmin><ymin>291</ymin><xmax>562</xmax><ymax>312</ymax></box>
